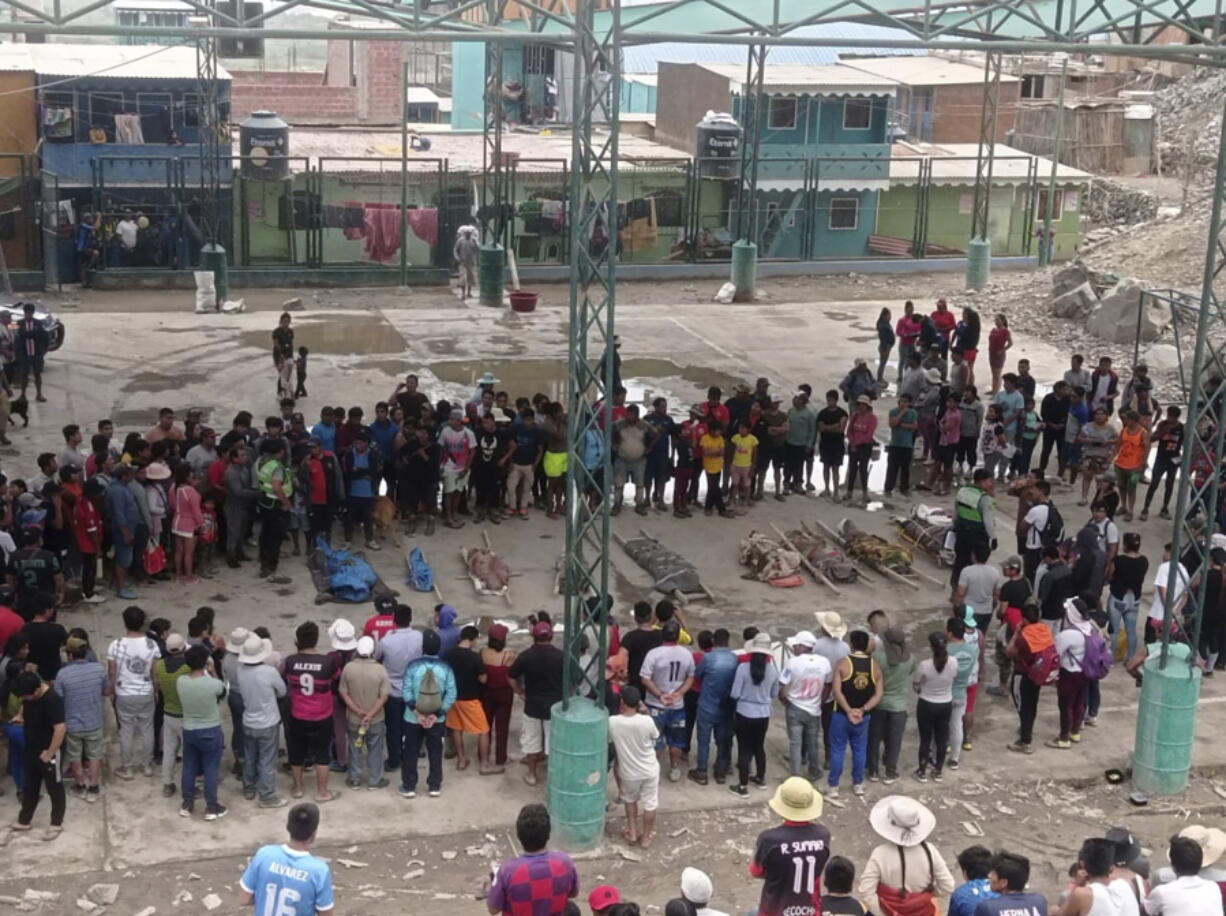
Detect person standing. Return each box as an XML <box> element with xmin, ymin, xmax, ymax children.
<box><xmin>1005</xmin><ymin>599</ymin><xmax>1054</xmax><ymax>754</ymax></box>
<box><xmin>858</xmin><ymin>796</ymin><xmax>955</xmax><ymax>915</ymax></box>
<box><xmin>398</xmin><ymin>628</ymin><xmax>455</xmax><ymax>799</ymax></box>
<box><xmin>338</xmin><ymin>635</ymin><xmax>390</xmax><ymax>790</ymax></box>
<box><xmin>376</xmin><ymin>604</ymin><xmax>422</xmax><ymax>774</ymax></box>
<box><xmin>876</xmin><ymin>308</ymin><xmax>895</xmax><ymax>384</ymax></box>
<box><xmin>15</xmin><ymin>302</ymin><xmax>49</xmax><ymax>402</ymax></box>
<box><xmin>844</xmin><ymin>396</ymin><xmax>878</xmax><ymax>506</ymax></box>
<box><xmin>177</xmin><ymin>644</ymin><xmax>228</xmax><ymax>821</ymax></box>
<box><xmin>728</xmin><ymin>632</ymin><xmax>780</xmax><ymax>798</ymax></box>
<box><xmin>748</xmin><ymin>777</ymin><xmax>832</xmax><ymax>916</ymax></box>
<box><xmin>0</xmin><ymin>672</ymin><xmax>65</xmax><ymax>844</ymax></box>
<box><xmin>895</xmin><ymin>301</ymin><xmax>922</xmax><ymax>385</ymax></box>
<box><xmin>487</xmin><ymin>804</ymin><xmax>579</xmax><ymax>916</ymax></box>
<box><xmin>913</xmin><ymin>632</ymin><xmax>957</xmax><ymax>782</ymax></box>
<box><xmin>866</xmin><ymin>626</ymin><xmax>913</xmax><ymax>786</ymax></box>
<box><xmin>779</xmin><ymin>630</ymin><xmax>830</xmax><ymax>785</ymax></box>
<box><xmin>454</xmin><ymin>225</ymin><xmax>480</xmax><ymax>300</ymax></box>
<box><xmin>237</xmin><ymin>634</ymin><xmax>288</xmax><ymax>809</ymax></box>
<box><xmin>688</xmin><ymin>628</ymin><xmax>737</xmax><ymax>786</ymax></box>
<box><xmin>480</xmin><ymin>623</ymin><xmax>517</xmax><ymax>769</ymax></box>
<box><xmin>284</xmin><ymin>621</ymin><xmax>340</xmax><ymax>803</ymax></box>
<box><xmin>341</xmin><ymin>433</ymin><xmax>382</xmax><ymax>549</ymax></box>
<box><xmin>884</xmin><ymin>394</ymin><xmax>918</xmax><ymax>499</ymax></box>
<box><xmin>816</xmin><ymin>390</ymin><xmax>849</xmax><ymax>499</ymax></box>
<box><xmin>952</xmin><ymin>469</ymin><xmax>997</xmax><ymax>587</ymax></box>
<box><xmin>439</xmin><ymin>410</ymin><xmax>477</xmax><ymax>529</ymax></box>
<box><xmin>443</xmin><ymin>625</ymin><xmax>501</xmax><ymax>775</ymax></box>
<box><xmin>255</xmin><ymin>438</ymin><xmax>293</xmax><ymax>584</ymax></box>
<box><xmin>828</xmin><ymin>630</ymin><xmax>882</xmax><ymax>798</ymax></box>
<box><xmin>107</xmin><ymin>605</ymin><xmax>159</xmax><ymax>781</ymax></box>
<box><xmin>607</xmin><ymin>685</ymin><xmax>661</xmax><ymax>848</ymax></box>
<box><xmin>639</xmin><ymin>620</ymin><xmax>695</xmax><ymax>784</ymax></box>
<box><xmin>508</xmin><ymin>621</ymin><xmax>564</xmax><ymax>788</ymax></box>
<box><xmin>1039</xmin><ymin>381</ymin><xmax>1071</xmax><ymax>476</ymax></box>
<box><xmin>53</xmin><ymin>638</ymin><xmax>107</xmax><ymax>801</ymax></box>
<box><xmin>240</xmin><ymin>803</ymin><xmax>334</xmax><ymax>914</ymax></box>
<box><xmin>944</xmin><ymin>618</ymin><xmax>977</xmax><ymax>771</ymax></box>
<box><xmin>153</xmin><ymin>633</ymin><xmax>190</xmax><ymax>797</ymax></box>
<box><xmin>785</xmin><ymin>393</ymin><xmax>817</xmax><ymax>495</ymax></box>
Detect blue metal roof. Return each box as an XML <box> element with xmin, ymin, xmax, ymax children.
<box><xmin>620</xmin><ymin>23</ymin><xmax>923</xmax><ymax>73</ymax></box>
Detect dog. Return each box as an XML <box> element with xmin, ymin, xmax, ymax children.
<box><xmin>372</xmin><ymin>495</ymin><xmax>402</xmax><ymax>549</ymax></box>
<box><xmin>8</xmin><ymin>394</ymin><xmax>28</xmax><ymax>428</ymax></box>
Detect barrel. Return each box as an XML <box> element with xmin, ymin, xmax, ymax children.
<box><xmin>199</xmin><ymin>242</ymin><xmax>229</xmax><ymax>302</ymax></box>
<box><xmin>965</xmin><ymin>237</ymin><xmax>991</xmax><ymax>289</ymax></box>
<box><xmin>478</xmin><ymin>242</ymin><xmax>505</xmax><ymax>308</ymax></box>
<box><xmin>695</xmin><ymin>110</ymin><xmax>743</xmax><ymax>179</ymax></box>
<box><xmin>239</xmin><ymin>110</ymin><xmax>290</xmax><ymax>180</ymax></box>
<box><xmin>546</xmin><ymin>697</ymin><xmax>609</xmax><ymax>850</ymax></box>
<box><xmin>1132</xmin><ymin>641</ymin><xmax>1201</xmax><ymax>795</ymax></box>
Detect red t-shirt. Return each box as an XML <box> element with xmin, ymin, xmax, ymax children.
<box><xmin>363</xmin><ymin>614</ymin><xmax>395</xmax><ymax>642</ymax></box>
<box><xmin>931</xmin><ymin>309</ymin><xmax>956</xmax><ymax>339</ymax></box>
<box><xmin>306</xmin><ymin>456</ymin><xmax>328</xmax><ymax>505</ymax></box>
<box><xmin>283</xmin><ymin>652</ymin><xmax>338</xmax><ymax>721</ymax></box>
<box><xmin>73</xmin><ymin>498</ymin><xmax>102</xmax><ymax>555</ymax></box>
<box><xmin>702</xmin><ymin>402</ymin><xmax>730</xmax><ymax>426</ymax></box>
<box><xmin>988</xmin><ymin>327</ymin><xmax>1011</xmax><ymax>353</ymax></box>
<box><xmin>896</xmin><ymin>315</ymin><xmax>921</xmax><ymax>345</ymax></box>
<box><xmin>0</xmin><ymin>605</ymin><xmax>23</xmax><ymax>654</ymax></box>
<box><xmin>207</xmin><ymin>458</ymin><xmax>227</xmax><ymax>492</ymax></box>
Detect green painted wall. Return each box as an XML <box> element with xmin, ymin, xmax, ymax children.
<box><xmin>451</xmin><ymin>41</ymin><xmax>487</xmax><ymax>130</ymax></box>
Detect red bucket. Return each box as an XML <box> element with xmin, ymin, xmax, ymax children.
<box><xmin>509</xmin><ymin>291</ymin><xmax>539</xmax><ymax>312</ymax></box>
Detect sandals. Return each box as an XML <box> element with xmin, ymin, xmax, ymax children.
<box><xmin>314</xmin><ymin>791</ymin><xmax>341</xmax><ymax>803</ymax></box>
<box><xmin>40</xmin><ymin>826</ymin><xmax>62</xmax><ymax>842</ymax></box>
<box><xmin>618</xmin><ymin>827</ymin><xmax>639</xmax><ymax>845</ymax></box>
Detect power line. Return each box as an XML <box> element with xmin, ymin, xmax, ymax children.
<box><xmin>0</xmin><ymin>43</ymin><xmax>174</xmax><ymax>98</ymax></box>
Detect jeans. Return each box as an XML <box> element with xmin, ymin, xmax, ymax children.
<box><xmin>1039</xmin><ymin>429</ymin><xmax>1065</xmax><ymax>473</ymax></box>
<box><xmin>228</xmin><ymin>691</ymin><xmax>246</xmax><ymax>762</ymax></box>
<box><xmin>258</xmin><ymin>503</ymin><xmax>288</xmax><ymax>574</ymax></box>
<box><xmin>827</xmin><ymin>710</ymin><xmax>869</xmax><ymax>788</ymax></box>
<box><xmin>916</xmin><ymin>698</ymin><xmax>952</xmax><ymax>771</ymax></box>
<box><xmin>877</xmin><ymin>344</ymin><xmax>892</xmax><ymax>383</ymax></box>
<box><xmin>785</xmin><ymin>703</ymin><xmax>821</xmax><ymax>780</ymax></box>
<box><xmin>866</xmin><ymin>708</ymin><xmax>906</xmax><ymax>779</ymax></box>
<box><xmin>884</xmin><ymin>445</ymin><xmax>912</xmax><ymax>494</ymax></box>
<box><xmin>347</xmin><ymin>720</ymin><xmax>386</xmax><ymax>787</ymax></box>
<box><xmin>115</xmin><ymin>693</ymin><xmax>155</xmax><ymax>770</ymax></box>
<box><xmin>481</xmin><ymin>687</ymin><xmax>514</xmax><ymax>766</ymax></box>
<box><xmin>846</xmin><ymin>444</ymin><xmax>872</xmax><ymax>495</ymax></box>
<box><xmin>1109</xmin><ymin>593</ymin><xmax>1139</xmax><ymax>662</ymax></box>
<box><xmin>694</xmin><ymin>703</ymin><xmax>733</xmax><ymax>777</ymax></box>
<box><xmin>243</xmin><ymin>723</ymin><xmax>281</xmax><ymax>802</ymax></box>
<box><xmin>161</xmin><ymin>715</ymin><xmax>184</xmax><ymax>786</ymax></box>
<box><xmin>948</xmin><ymin>697</ymin><xmax>967</xmax><ymax>763</ymax></box>
<box><xmin>343</xmin><ymin>495</ymin><xmax>374</xmax><ymax>544</ymax></box>
<box><xmin>401</xmin><ymin>720</ymin><xmax>445</xmax><ymax>792</ymax></box>
<box><xmin>897</xmin><ymin>343</ymin><xmax>914</xmax><ymax>383</ymax></box>
<box><xmin>385</xmin><ymin>696</ymin><xmax>405</xmax><ymax>770</ymax></box>
<box><xmin>182</xmin><ymin>725</ymin><xmax>224</xmax><ymax>810</ymax></box>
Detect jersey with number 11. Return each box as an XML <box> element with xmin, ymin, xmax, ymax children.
<box><xmin>240</xmin><ymin>844</ymin><xmax>334</xmax><ymax>915</ymax></box>
<box><xmin>752</xmin><ymin>822</ymin><xmax>832</xmax><ymax>916</ymax></box>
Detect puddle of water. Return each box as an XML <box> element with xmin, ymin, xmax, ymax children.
<box><xmin>238</xmin><ymin>314</ymin><xmax>407</xmax><ymax>355</ymax></box>
<box><xmin>122</xmin><ymin>371</ymin><xmax>209</xmax><ymax>393</ymax></box>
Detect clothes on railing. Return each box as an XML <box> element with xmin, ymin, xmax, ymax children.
<box><xmin>114</xmin><ymin>114</ymin><xmax>145</xmax><ymax>145</ymax></box>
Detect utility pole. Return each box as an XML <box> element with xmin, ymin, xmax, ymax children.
<box><xmin>1038</xmin><ymin>57</ymin><xmax>1068</xmax><ymax>267</ymax></box>
<box><xmin>192</xmin><ymin>6</ymin><xmax>226</xmax><ymax>307</ymax></box>
<box><xmin>966</xmin><ymin>52</ymin><xmax>1001</xmax><ymax>288</ymax></box>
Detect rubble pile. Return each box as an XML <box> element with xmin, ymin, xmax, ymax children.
<box><xmin>1154</xmin><ymin>66</ymin><xmax>1226</xmax><ymax>179</ymax></box>
<box><xmin>1082</xmin><ymin>177</ymin><xmax>1159</xmax><ymax>226</ymax></box>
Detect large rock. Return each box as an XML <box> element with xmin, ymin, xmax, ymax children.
<box><xmin>1086</xmin><ymin>278</ymin><xmax>1169</xmax><ymax>344</ymax></box>
<box><xmin>1049</xmin><ymin>280</ymin><xmax>1099</xmax><ymax>319</ymax></box>
<box><xmin>1142</xmin><ymin>342</ymin><xmax>1181</xmax><ymax>372</ymax></box>
<box><xmin>1051</xmin><ymin>261</ymin><xmax>1091</xmax><ymax>296</ymax></box>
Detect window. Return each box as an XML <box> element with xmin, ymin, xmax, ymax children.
<box><xmin>137</xmin><ymin>92</ymin><xmax>171</xmax><ymax>142</ymax></box>
<box><xmin>829</xmin><ymin>197</ymin><xmax>859</xmax><ymax>230</ymax></box>
<box><xmin>89</xmin><ymin>92</ymin><xmax>125</xmax><ymax>140</ymax></box>
<box><xmin>1035</xmin><ymin>188</ymin><xmax>1065</xmax><ymax>220</ymax></box>
<box><xmin>768</xmin><ymin>97</ymin><xmax>797</xmax><ymax>130</ymax></box>
<box><xmin>1021</xmin><ymin>74</ymin><xmax>1046</xmax><ymax>99</ymax></box>
<box><xmin>179</xmin><ymin>92</ymin><xmax>201</xmax><ymax>129</ymax></box>
<box><xmin>843</xmin><ymin>99</ymin><xmax>871</xmax><ymax>130</ymax></box>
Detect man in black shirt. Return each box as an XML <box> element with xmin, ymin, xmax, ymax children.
<box><xmin>816</xmin><ymin>390</ymin><xmax>849</xmax><ymax>498</ymax></box>
<box><xmin>507</xmin><ymin>620</ymin><xmax>564</xmax><ymax>787</ymax></box>
<box><xmin>750</xmin><ymin>777</ymin><xmax>832</xmax><ymax>916</ymax></box>
<box><xmin>7</xmin><ymin>528</ymin><xmax>63</xmax><ymax>621</ymax></box>
<box><xmin>1038</xmin><ymin>381</ymin><xmax>1071</xmax><ymax>476</ymax></box>
<box><xmin>442</xmin><ymin>625</ymin><xmax>501</xmax><ymax>774</ymax></box>
<box><xmin>469</xmin><ymin>414</ymin><xmax>509</xmax><ymax>525</ymax></box>
<box><xmin>617</xmin><ymin>601</ymin><xmax>663</xmax><ymax>692</ymax></box>
<box><xmin>18</xmin><ymin>592</ymin><xmax>66</xmax><ymax>683</ymax></box>
<box><xmin>2</xmin><ymin>671</ymin><xmax>67</xmax><ymax>843</ymax></box>
<box><xmin>989</xmin><ymin>556</ymin><xmax>1033</xmax><ymax>696</ymax></box>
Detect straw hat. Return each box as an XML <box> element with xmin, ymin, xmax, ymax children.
<box><xmin>815</xmin><ymin>611</ymin><xmax>847</xmax><ymax>640</ymax></box>
<box><xmin>239</xmin><ymin>634</ymin><xmax>271</xmax><ymax>665</ymax></box>
<box><xmin>870</xmin><ymin>796</ymin><xmax>936</xmax><ymax>847</ymax></box>
<box><xmin>329</xmin><ymin>619</ymin><xmax>357</xmax><ymax>652</ymax></box>
<box><xmin>1179</xmin><ymin>825</ymin><xmax>1226</xmax><ymax>867</ymax></box>
<box><xmin>745</xmin><ymin>632</ymin><xmax>773</xmax><ymax>655</ymax></box>
<box><xmin>768</xmin><ymin>777</ymin><xmax>824</xmax><ymax>822</ymax></box>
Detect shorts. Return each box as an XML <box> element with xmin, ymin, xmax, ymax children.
<box><xmin>988</xmin><ymin>349</ymin><xmax>1007</xmax><ymax>370</ymax></box>
<box><xmin>647</xmin><ymin>705</ymin><xmax>686</xmax><ymax>750</ymax></box>
<box><xmin>965</xmin><ymin>682</ymin><xmax>980</xmax><ymax>717</ymax></box>
<box><xmin>613</xmin><ymin>457</ymin><xmax>646</xmax><ymax>488</ymax></box>
<box><xmin>288</xmin><ymin>716</ymin><xmax>332</xmax><ymax>767</ymax></box>
<box><xmin>645</xmin><ymin>451</ymin><xmax>671</xmax><ymax>482</ymax></box>
<box><xmin>935</xmin><ymin>443</ymin><xmax>957</xmax><ymax>465</ymax></box>
<box><xmin>113</xmin><ymin>538</ymin><xmax>134</xmax><ymax>568</ymax></box>
<box><xmin>521</xmin><ymin>716</ymin><xmax>551</xmax><ymax>756</ymax></box>
<box><xmin>619</xmin><ymin>774</ymin><xmax>660</xmax><ymax>812</ymax></box>
<box><xmin>171</xmin><ymin>528</ymin><xmax>196</xmax><ymax>539</ymax></box>
<box><xmin>973</xmin><ymin>612</ymin><xmax>992</xmax><ymax>634</ymax></box>
<box><xmin>19</xmin><ymin>353</ymin><xmax>44</xmax><ymax>375</ymax></box>
<box><xmin>442</xmin><ymin>465</ymin><xmax>470</xmax><ymax>494</ymax></box>
<box><xmin>819</xmin><ymin>442</ymin><xmax>845</xmax><ymax>467</ymax></box>
<box><xmin>543</xmin><ymin>451</ymin><xmax>568</xmax><ymax>479</ymax></box>
<box><xmin>1116</xmin><ymin>464</ymin><xmax>1143</xmax><ymax>488</ymax></box>
<box><xmin>444</xmin><ymin>698</ymin><xmax>489</xmax><ymax>734</ymax></box>
<box><xmin>962</xmin><ymin>348</ymin><xmax>979</xmax><ymax>366</ymax></box>
<box><xmin>64</xmin><ymin>728</ymin><xmax>104</xmax><ymax>763</ymax></box>
<box><xmin>761</xmin><ymin>445</ymin><xmax>785</xmax><ymax>471</ymax></box>
<box><xmin>730</xmin><ymin>464</ymin><xmax>754</xmax><ymax>487</ymax></box>
<box><xmin>1081</xmin><ymin>455</ymin><xmax>1109</xmax><ymax>475</ymax></box>
<box><xmin>1065</xmin><ymin>443</ymin><xmax>1083</xmax><ymax>467</ymax></box>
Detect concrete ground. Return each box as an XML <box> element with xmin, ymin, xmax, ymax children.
<box><xmin>0</xmin><ymin>278</ymin><xmax>1223</xmax><ymax>914</ymax></box>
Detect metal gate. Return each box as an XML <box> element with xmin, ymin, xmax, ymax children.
<box><xmin>39</xmin><ymin>170</ymin><xmax>61</xmax><ymax>292</ymax></box>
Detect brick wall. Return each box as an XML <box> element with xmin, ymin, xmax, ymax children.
<box><xmin>929</xmin><ymin>81</ymin><xmax>1021</xmax><ymax>143</ymax></box>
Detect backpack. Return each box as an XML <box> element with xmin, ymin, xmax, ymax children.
<box><xmin>1080</xmin><ymin>629</ymin><xmax>1113</xmax><ymax>680</ymax></box>
<box><xmin>1026</xmin><ymin>643</ymin><xmax>1060</xmax><ymax>686</ymax></box>
<box><xmin>1039</xmin><ymin>502</ymin><xmax>1064</xmax><ymax>547</ymax></box>
<box><xmin>415</xmin><ymin>663</ymin><xmax>442</xmax><ymax>715</ymax></box>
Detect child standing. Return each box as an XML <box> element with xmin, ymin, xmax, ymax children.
<box><xmin>294</xmin><ymin>346</ymin><xmax>309</xmax><ymax>398</ymax></box>
<box><xmin>197</xmin><ymin>496</ymin><xmax>218</xmax><ymax>576</ymax></box>
<box><xmin>671</xmin><ymin>410</ymin><xmax>697</xmax><ymax>519</ymax></box>
<box><xmin>606</xmin><ymin>686</ymin><xmax>660</xmax><ymax>848</ymax></box>
<box><xmin>729</xmin><ymin>420</ymin><xmax>758</xmax><ymax>507</ymax></box>
<box><xmin>699</xmin><ymin>421</ymin><xmax>733</xmax><ymax>518</ymax></box>
<box><xmin>979</xmin><ymin>404</ymin><xmax>1007</xmax><ymax>482</ymax></box>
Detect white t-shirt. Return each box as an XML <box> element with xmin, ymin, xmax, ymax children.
<box><xmin>1089</xmin><ymin>879</ymin><xmax>1141</xmax><ymax>916</ymax></box>
<box><xmin>1024</xmin><ymin>503</ymin><xmax>1051</xmax><ymax>550</ymax></box>
<box><xmin>779</xmin><ymin>652</ymin><xmax>832</xmax><ymax>717</ymax></box>
<box><xmin>607</xmin><ymin>713</ymin><xmax>660</xmax><ymax>782</ymax></box>
<box><xmin>439</xmin><ymin>425</ymin><xmax>476</xmax><ymax>471</ymax></box>
<box><xmin>1096</xmin><ymin>517</ymin><xmax>1121</xmax><ymax>553</ymax></box>
<box><xmin>1145</xmin><ymin>875</ymin><xmax>1224</xmax><ymax>916</ymax></box>
<box><xmin>1149</xmin><ymin>561</ymin><xmax>1189</xmax><ymax>622</ymax></box>
<box><xmin>107</xmin><ymin>635</ymin><xmax>161</xmax><ymax>696</ymax></box>
<box><xmin>1055</xmin><ymin>628</ymin><xmax>1087</xmax><ymax>672</ymax></box>
<box><xmin>914</xmin><ymin>657</ymin><xmax>958</xmax><ymax>703</ymax></box>
<box><xmin>116</xmin><ymin>219</ymin><xmax>138</xmax><ymax>250</ymax></box>
<box><xmin>639</xmin><ymin>644</ymin><xmax>694</xmax><ymax>709</ymax></box>
<box><xmin>964</xmin><ymin>629</ymin><xmax>982</xmax><ymax>685</ymax></box>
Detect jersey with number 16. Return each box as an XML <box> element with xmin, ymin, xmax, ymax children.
<box><xmin>240</xmin><ymin>843</ymin><xmax>334</xmax><ymax>915</ymax></box>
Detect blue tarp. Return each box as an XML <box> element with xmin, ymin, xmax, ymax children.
<box><xmin>407</xmin><ymin>547</ymin><xmax>434</xmax><ymax>593</ymax></box>
<box><xmin>316</xmin><ymin>537</ymin><xmax>377</xmax><ymax>602</ymax></box>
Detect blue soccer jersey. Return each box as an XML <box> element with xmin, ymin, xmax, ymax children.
<box><xmin>241</xmin><ymin>844</ymin><xmax>335</xmax><ymax>915</ymax></box>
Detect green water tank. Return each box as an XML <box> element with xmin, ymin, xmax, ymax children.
<box><xmin>546</xmin><ymin>697</ymin><xmax>608</xmax><ymax>850</ymax></box>
<box><xmin>731</xmin><ymin>239</ymin><xmax>757</xmax><ymax>302</ymax></box>
<box><xmin>1133</xmin><ymin>641</ymin><xmax>1202</xmax><ymax>796</ymax></box>
<box><xmin>479</xmin><ymin>243</ymin><xmax>505</xmax><ymax>308</ymax></box>
<box><xmin>200</xmin><ymin>243</ymin><xmax>229</xmax><ymax>303</ymax></box>
<box><xmin>965</xmin><ymin>237</ymin><xmax>991</xmax><ymax>289</ymax></box>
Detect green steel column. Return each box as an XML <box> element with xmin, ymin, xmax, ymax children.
<box><xmin>966</xmin><ymin>53</ymin><xmax>1001</xmax><ymax>289</ymax></box>
<box><xmin>1133</xmin><ymin>642</ymin><xmax>1201</xmax><ymax>795</ymax></box>
<box><xmin>1038</xmin><ymin>59</ymin><xmax>1068</xmax><ymax>267</ymax></box>
<box><xmin>550</xmin><ymin>0</ymin><xmax>618</xmax><ymax>852</ymax></box>
<box><xmin>481</xmin><ymin>7</ymin><xmax>506</xmax><ymax>308</ymax></box>
<box><xmin>399</xmin><ymin>59</ymin><xmax>409</xmax><ymax>288</ymax></box>
<box><xmin>732</xmin><ymin>43</ymin><xmax>765</xmax><ymax>302</ymax></box>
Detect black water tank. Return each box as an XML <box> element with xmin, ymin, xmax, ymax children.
<box><xmin>239</xmin><ymin>110</ymin><xmax>289</xmax><ymax>180</ymax></box>
<box><xmin>695</xmin><ymin>110</ymin><xmax>742</xmax><ymax>179</ymax></box>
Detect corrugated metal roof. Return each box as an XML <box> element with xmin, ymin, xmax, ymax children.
<box><xmin>697</xmin><ymin>62</ymin><xmax>897</xmax><ymax>96</ymax></box>
<box><xmin>0</xmin><ymin>43</ymin><xmax>229</xmax><ymax>80</ymax></box>
<box><xmin>889</xmin><ymin>142</ymin><xmax>1091</xmax><ymax>185</ymax></box>
<box><xmin>620</xmin><ymin>23</ymin><xmax>922</xmax><ymax>73</ymax></box>
<box><xmin>840</xmin><ymin>56</ymin><xmax>1019</xmax><ymax>86</ymax></box>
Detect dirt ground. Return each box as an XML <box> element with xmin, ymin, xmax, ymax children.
<box><xmin>0</xmin><ymin>278</ymin><xmax>1223</xmax><ymax>915</ymax></box>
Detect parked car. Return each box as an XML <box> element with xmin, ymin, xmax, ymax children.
<box><xmin>0</xmin><ymin>301</ymin><xmax>65</xmax><ymax>351</ymax></box>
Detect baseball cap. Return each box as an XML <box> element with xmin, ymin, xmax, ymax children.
<box><xmin>356</xmin><ymin>635</ymin><xmax>375</xmax><ymax>658</ymax></box>
<box><xmin>166</xmin><ymin>633</ymin><xmax>187</xmax><ymax>653</ymax></box>
<box><xmin>588</xmin><ymin>886</ymin><xmax>621</xmax><ymax>911</ymax></box>
<box><xmin>787</xmin><ymin>630</ymin><xmax>817</xmax><ymax>649</ymax></box>
<box><xmin>1003</xmin><ymin>555</ymin><xmax>1023</xmax><ymax>570</ymax></box>
<box><xmin>65</xmin><ymin>636</ymin><xmax>89</xmax><ymax>651</ymax></box>
<box><xmin>531</xmin><ymin>621</ymin><xmax>554</xmax><ymax>641</ymax></box>
<box><xmin>488</xmin><ymin>623</ymin><xmax>509</xmax><ymax>642</ymax></box>
<box><xmin>661</xmin><ymin>620</ymin><xmax>681</xmax><ymax>642</ymax></box>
